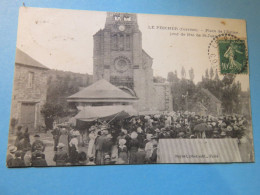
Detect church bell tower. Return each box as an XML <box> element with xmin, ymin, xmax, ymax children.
<box><xmin>93</xmin><ymin>12</ymin><xmax>155</xmax><ymax>111</ymax></box>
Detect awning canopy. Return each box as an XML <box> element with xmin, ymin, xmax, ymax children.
<box><xmin>157</xmin><ymin>139</ymin><xmax>242</xmax><ymax>163</ymax></box>
<box><xmin>74</xmin><ymin>105</ymin><xmax>138</xmax><ymax>122</ymax></box>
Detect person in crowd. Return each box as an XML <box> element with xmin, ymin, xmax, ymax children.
<box><xmin>23</xmin><ymin>128</ymin><xmax>31</xmax><ymax>151</ymax></box>
<box><xmin>31</xmin><ymin>151</ymin><xmax>48</xmax><ymax>167</ymax></box>
<box><xmin>118</xmin><ymin>139</ymin><xmax>128</xmax><ymax>164</ymax></box>
<box><xmin>10</xmin><ymin>150</ymin><xmax>25</xmax><ymax>167</ymax></box>
<box><xmin>31</xmin><ymin>134</ymin><xmax>45</xmax><ymax>153</ymax></box>
<box><xmin>136</xmin><ymin>144</ymin><xmax>146</xmax><ymax>164</ymax></box>
<box><xmin>87</xmin><ymin>156</ymin><xmax>96</xmax><ymax>165</ymax></box>
<box><xmin>104</xmin><ymin>154</ymin><xmax>111</xmax><ymax>165</ymax></box>
<box><xmin>145</xmin><ymin>134</ymin><xmax>153</xmax><ymax>163</ymax></box>
<box><xmin>128</xmin><ymin>131</ymin><xmax>139</xmax><ymax>164</ymax></box>
<box><xmin>137</xmin><ymin>127</ymin><xmax>145</xmax><ymax>146</ymax></box>
<box><xmin>23</xmin><ymin>151</ymin><xmax>32</xmax><ymax>166</ymax></box>
<box><xmin>15</xmin><ymin>126</ymin><xmax>23</xmax><ymax>148</ymax></box>
<box><xmin>102</xmin><ymin>133</ymin><xmax>113</xmax><ymax>162</ymax></box>
<box><xmin>78</xmin><ymin>152</ymin><xmax>87</xmax><ymax>165</ymax></box>
<box><xmin>87</xmin><ymin>126</ymin><xmax>97</xmax><ymax>159</ymax></box>
<box><xmin>51</xmin><ymin>123</ymin><xmax>60</xmax><ymax>151</ymax></box>
<box><xmin>59</xmin><ymin>127</ymin><xmax>69</xmax><ymax>154</ymax></box>
<box><xmin>95</xmin><ymin>128</ymin><xmax>108</xmax><ymax>165</ymax></box>
<box><xmin>31</xmin><ymin>134</ymin><xmax>46</xmax><ymax>164</ymax></box>
<box><xmin>69</xmin><ymin>132</ymin><xmax>79</xmax><ymax>164</ymax></box>
<box><xmin>116</xmin><ymin>131</ymin><xmax>126</xmax><ymax>145</ymax></box>
<box><xmin>6</xmin><ymin>146</ymin><xmax>17</xmax><ymax>167</ymax></box>
<box><xmin>150</xmin><ymin>141</ymin><xmax>158</xmax><ymax>164</ymax></box>
<box><xmin>53</xmin><ymin>143</ymin><xmax>68</xmax><ymax>166</ymax></box>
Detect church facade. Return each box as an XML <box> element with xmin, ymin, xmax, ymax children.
<box><xmin>93</xmin><ymin>12</ymin><xmax>172</xmax><ymax>112</ymax></box>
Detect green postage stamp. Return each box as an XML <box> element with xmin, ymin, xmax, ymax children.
<box><xmin>218</xmin><ymin>39</ymin><xmax>248</xmax><ymax>74</ymax></box>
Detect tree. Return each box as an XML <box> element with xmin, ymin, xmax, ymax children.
<box><xmin>41</xmin><ymin>103</ymin><xmax>64</xmax><ymax>130</ymax></box>
<box><xmin>153</xmin><ymin>76</ymin><xmax>166</xmax><ymax>83</ymax></box>
<box><xmin>214</xmin><ymin>69</ymin><xmax>219</xmax><ymax>80</ymax></box>
<box><xmin>181</xmin><ymin>66</ymin><xmax>186</xmax><ymax>79</ymax></box>
<box><xmin>189</xmin><ymin>68</ymin><xmax>195</xmax><ymax>81</ymax></box>
<box><xmin>205</xmin><ymin>69</ymin><xmax>209</xmax><ymax>79</ymax></box>
<box><xmin>167</xmin><ymin>72</ymin><xmax>175</xmax><ymax>82</ymax></box>
<box><xmin>174</xmin><ymin>70</ymin><xmax>178</xmax><ymax>78</ymax></box>
<box><xmin>210</xmin><ymin>67</ymin><xmax>214</xmax><ymax>79</ymax></box>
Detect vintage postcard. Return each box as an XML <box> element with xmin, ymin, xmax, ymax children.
<box><xmin>7</xmin><ymin>7</ymin><xmax>254</xmax><ymax>167</ymax></box>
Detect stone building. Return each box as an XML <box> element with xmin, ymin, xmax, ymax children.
<box><xmin>93</xmin><ymin>12</ymin><xmax>172</xmax><ymax>112</ymax></box>
<box><xmin>10</xmin><ymin>48</ymin><xmax>49</xmax><ymax>131</ymax></box>
<box><xmin>191</xmin><ymin>88</ymin><xmax>222</xmax><ymax>116</ymax></box>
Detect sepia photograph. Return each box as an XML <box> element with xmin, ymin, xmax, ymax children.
<box><xmin>6</xmin><ymin>7</ymin><xmax>254</xmax><ymax>167</ymax></box>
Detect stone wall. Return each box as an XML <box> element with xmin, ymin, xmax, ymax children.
<box><xmin>153</xmin><ymin>83</ymin><xmax>173</xmax><ymax>112</ymax></box>
<box><xmin>10</xmin><ymin>64</ymin><xmax>48</xmax><ymax>131</ymax></box>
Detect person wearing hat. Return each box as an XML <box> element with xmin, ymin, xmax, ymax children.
<box><xmin>87</xmin><ymin>127</ymin><xmax>97</xmax><ymax>159</ymax></box>
<box><xmin>78</xmin><ymin>151</ymin><xmax>87</xmax><ymax>165</ymax></box>
<box><xmin>69</xmin><ymin>133</ymin><xmax>79</xmax><ymax>165</ymax></box>
<box><xmin>21</xmin><ymin>128</ymin><xmax>31</xmax><ymax>159</ymax></box>
<box><xmin>128</xmin><ymin>131</ymin><xmax>139</xmax><ymax>164</ymax></box>
<box><xmin>51</xmin><ymin>123</ymin><xmax>61</xmax><ymax>151</ymax></box>
<box><xmin>59</xmin><ymin>127</ymin><xmax>69</xmax><ymax>154</ymax></box>
<box><xmin>53</xmin><ymin>143</ymin><xmax>69</xmax><ymax>166</ymax></box>
<box><xmin>31</xmin><ymin>134</ymin><xmax>45</xmax><ymax>153</ymax></box>
<box><xmin>87</xmin><ymin>156</ymin><xmax>96</xmax><ymax>165</ymax></box>
<box><xmin>104</xmin><ymin>154</ymin><xmax>111</xmax><ymax>165</ymax></box>
<box><xmin>136</xmin><ymin>143</ymin><xmax>146</xmax><ymax>164</ymax></box>
<box><xmin>31</xmin><ymin>151</ymin><xmax>48</xmax><ymax>167</ymax></box>
<box><xmin>220</xmin><ymin>131</ymin><xmax>227</xmax><ymax>138</ymax></box>
<box><xmin>95</xmin><ymin>128</ymin><xmax>108</xmax><ymax>165</ymax></box>
<box><xmin>101</xmin><ymin>134</ymin><xmax>113</xmax><ymax>164</ymax></box>
<box><xmin>150</xmin><ymin>141</ymin><xmax>158</xmax><ymax>164</ymax></box>
<box><xmin>118</xmin><ymin>139</ymin><xmax>128</xmax><ymax>164</ymax></box>
<box><xmin>14</xmin><ymin>126</ymin><xmax>24</xmax><ymax>149</ymax></box>
<box><xmin>10</xmin><ymin>150</ymin><xmax>25</xmax><ymax>167</ymax></box>
<box><xmin>6</xmin><ymin>145</ymin><xmax>17</xmax><ymax>167</ymax></box>
<box><xmin>144</xmin><ymin>134</ymin><xmax>153</xmax><ymax>163</ymax></box>
<box><xmin>137</xmin><ymin>127</ymin><xmax>145</xmax><ymax>146</ymax></box>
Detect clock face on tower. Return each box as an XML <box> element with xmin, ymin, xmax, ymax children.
<box><xmin>118</xmin><ymin>25</ymin><xmax>126</xmax><ymax>31</ymax></box>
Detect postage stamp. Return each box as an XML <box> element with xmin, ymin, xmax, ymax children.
<box><xmin>218</xmin><ymin>39</ymin><xmax>248</xmax><ymax>74</ymax></box>
<box><xmin>208</xmin><ymin>34</ymin><xmax>248</xmax><ymax>75</ymax></box>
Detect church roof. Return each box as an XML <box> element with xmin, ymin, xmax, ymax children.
<box><xmin>67</xmin><ymin>79</ymin><xmax>138</xmax><ymax>102</ymax></box>
<box><xmin>142</xmin><ymin>49</ymin><xmax>153</xmax><ymax>60</ymax></box>
<box><xmin>15</xmin><ymin>48</ymin><xmax>49</xmax><ymax>70</ymax></box>
<box><xmin>201</xmin><ymin>88</ymin><xmax>221</xmax><ymax>103</ymax></box>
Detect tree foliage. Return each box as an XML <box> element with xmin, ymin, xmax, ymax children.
<box><xmin>42</xmin><ymin>70</ymin><xmax>93</xmax><ymax>128</ymax></box>
<box><xmin>181</xmin><ymin>66</ymin><xmax>186</xmax><ymax>79</ymax></box>
<box><xmin>168</xmin><ymin>69</ymin><xmax>243</xmax><ymax>115</ymax></box>
<box><xmin>188</xmin><ymin>68</ymin><xmax>194</xmax><ymax>81</ymax></box>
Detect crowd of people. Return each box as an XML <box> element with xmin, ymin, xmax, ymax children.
<box><xmin>7</xmin><ymin>111</ymin><xmax>251</xmax><ymax>167</ymax></box>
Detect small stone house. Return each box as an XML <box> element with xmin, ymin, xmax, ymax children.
<box><xmin>10</xmin><ymin>48</ymin><xmax>49</xmax><ymax>132</ymax></box>
<box><xmin>200</xmin><ymin>88</ymin><xmax>222</xmax><ymax>116</ymax></box>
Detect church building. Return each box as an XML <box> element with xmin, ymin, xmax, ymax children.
<box><xmin>92</xmin><ymin>12</ymin><xmax>172</xmax><ymax>112</ymax></box>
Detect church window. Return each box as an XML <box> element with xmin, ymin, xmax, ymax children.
<box><xmin>126</xmin><ymin>35</ymin><xmax>131</xmax><ymax>49</ymax></box>
<box><xmin>112</xmin><ymin>34</ymin><xmax>118</xmax><ymax>50</ymax></box>
<box><xmin>118</xmin><ymin>34</ymin><xmax>124</xmax><ymax>50</ymax></box>
<box><xmin>28</xmin><ymin>72</ymin><xmax>34</xmax><ymax>88</ymax></box>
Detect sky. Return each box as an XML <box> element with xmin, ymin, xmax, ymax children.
<box><xmin>16</xmin><ymin>7</ymin><xmax>250</xmax><ymax>91</ymax></box>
